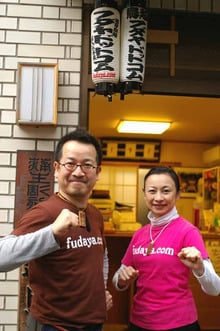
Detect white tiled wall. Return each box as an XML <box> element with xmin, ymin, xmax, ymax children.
<box><xmin>0</xmin><ymin>1</ymin><xmax>83</xmax><ymax>328</ymax></box>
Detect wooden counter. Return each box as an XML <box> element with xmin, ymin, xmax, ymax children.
<box><xmin>104</xmin><ymin>231</ymin><xmax>220</xmax><ymax>331</ymax></box>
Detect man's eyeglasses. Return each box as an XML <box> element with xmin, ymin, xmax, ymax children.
<box><xmin>58</xmin><ymin>162</ymin><xmax>98</xmax><ymax>173</ymax></box>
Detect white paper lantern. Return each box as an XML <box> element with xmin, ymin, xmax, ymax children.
<box><xmin>91</xmin><ymin>1</ymin><xmax>120</xmax><ymax>98</ymax></box>
<box><xmin>120</xmin><ymin>0</ymin><xmax>148</xmax><ymax>96</ymax></box>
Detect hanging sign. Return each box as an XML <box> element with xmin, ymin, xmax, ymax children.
<box><xmin>91</xmin><ymin>1</ymin><xmax>120</xmax><ymax>100</ymax></box>
<box><xmin>120</xmin><ymin>0</ymin><xmax>148</xmax><ymax>97</ymax></box>
<box><xmin>14</xmin><ymin>150</ymin><xmax>54</xmax><ymax>226</ymax></box>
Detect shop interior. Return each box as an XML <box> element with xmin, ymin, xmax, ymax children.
<box><xmin>79</xmin><ymin>5</ymin><xmax>220</xmax><ymax>331</ymax></box>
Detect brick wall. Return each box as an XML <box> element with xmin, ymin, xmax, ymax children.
<box><xmin>0</xmin><ymin>0</ymin><xmax>83</xmax><ymax>329</ymax></box>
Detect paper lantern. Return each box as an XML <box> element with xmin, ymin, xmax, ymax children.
<box><xmin>120</xmin><ymin>0</ymin><xmax>148</xmax><ymax>98</ymax></box>
<box><xmin>91</xmin><ymin>0</ymin><xmax>120</xmax><ymax>101</ymax></box>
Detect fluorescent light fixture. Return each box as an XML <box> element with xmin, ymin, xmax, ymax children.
<box><xmin>117</xmin><ymin>120</ymin><xmax>171</xmax><ymax>134</ymax></box>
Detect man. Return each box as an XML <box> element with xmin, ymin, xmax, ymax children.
<box><xmin>1</xmin><ymin>127</ymin><xmax>112</xmax><ymax>331</ymax></box>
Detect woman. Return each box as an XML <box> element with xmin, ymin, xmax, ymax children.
<box><xmin>113</xmin><ymin>166</ymin><xmax>220</xmax><ymax>331</ymax></box>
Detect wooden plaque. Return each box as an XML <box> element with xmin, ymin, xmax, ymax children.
<box><xmin>14</xmin><ymin>150</ymin><xmax>54</xmax><ymax>331</ymax></box>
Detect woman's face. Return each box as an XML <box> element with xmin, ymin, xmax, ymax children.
<box><xmin>143</xmin><ymin>173</ymin><xmax>180</xmax><ymax>218</ymax></box>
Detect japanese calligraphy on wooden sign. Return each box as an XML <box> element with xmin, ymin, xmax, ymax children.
<box><xmin>101</xmin><ymin>138</ymin><xmax>161</xmax><ymax>163</ymax></box>
<box><xmin>14</xmin><ymin>150</ymin><xmax>54</xmax><ymax>331</ymax></box>
<box><xmin>14</xmin><ymin>150</ymin><xmax>54</xmax><ymax>226</ymax></box>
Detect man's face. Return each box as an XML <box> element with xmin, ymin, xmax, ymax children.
<box><xmin>54</xmin><ymin>140</ymin><xmax>101</xmax><ymax>201</ymax></box>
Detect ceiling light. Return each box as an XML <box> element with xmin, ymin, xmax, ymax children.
<box><xmin>117</xmin><ymin>120</ymin><xmax>171</xmax><ymax>134</ymax></box>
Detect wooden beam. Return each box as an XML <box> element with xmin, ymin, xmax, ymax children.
<box><xmin>170</xmin><ymin>15</ymin><xmax>176</xmax><ymax>77</ymax></box>
<box><xmin>148</xmin><ymin>29</ymin><xmax>178</xmax><ymax>44</ymax></box>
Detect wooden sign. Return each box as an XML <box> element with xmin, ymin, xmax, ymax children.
<box><xmin>101</xmin><ymin>138</ymin><xmax>161</xmax><ymax>163</ymax></box>
<box><xmin>14</xmin><ymin>150</ymin><xmax>54</xmax><ymax>226</ymax></box>
<box><xmin>14</xmin><ymin>150</ymin><xmax>54</xmax><ymax>331</ymax></box>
